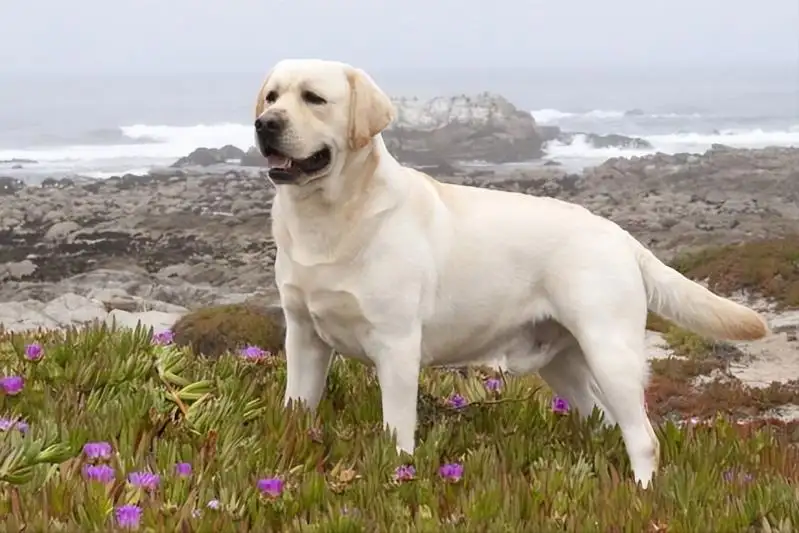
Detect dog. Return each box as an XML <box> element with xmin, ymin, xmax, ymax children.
<box><xmin>253</xmin><ymin>58</ymin><xmax>770</xmax><ymax>488</ymax></box>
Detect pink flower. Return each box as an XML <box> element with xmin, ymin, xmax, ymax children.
<box><xmin>551</xmin><ymin>395</ymin><xmax>570</xmax><ymax>414</ymax></box>
<box><xmin>24</xmin><ymin>343</ymin><xmax>44</xmax><ymax>361</ymax></box>
<box><xmin>394</xmin><ymin>464</ymin><xmax>416</xmax><ymax>482</ymax></box>
<box><xmin>438</xmin><ymin>462</ymin><xmax>464</xmax><ymax>482</ymax></box>
<box><xmin>0</xmin><ymin>376</ymin><xmax>24</xmax><ymax>395</ymax></box>
<box><xmin>484</xmin><ymin>378</ymin><xmax>502</xmax><ymax>392</ymax></box>
<box><xmin>448</xmin><ymin>393</ymin><xmax>468</xmax><ymax>409</ymax></box>
<box><xmin>152</xmin><ymin>330</ymin><xmax>174</xmax><ymax>345</ymax></box>
<box><xmin>257</xmin><ymin>477</ymin><xmax>284</xmax><ymax>498</ymax></box>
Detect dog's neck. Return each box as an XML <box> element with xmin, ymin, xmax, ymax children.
<box><xmin>272</xmin><ymin>135</ymin><xmax>406</xmax><ymax>263</ymax></box>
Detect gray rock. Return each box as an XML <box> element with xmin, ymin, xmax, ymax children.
<box><xmin>0</xmin><ymin>177</ymin><xmax>25</xmax><ymax>196</ymax></box>
<box><xmin>240</xmin><ymin>147</ymin><xmax>269</xmax><ymax>167</ymax></box>
<box><xmin>44</xmin><ymin>221</ymin><xmax>81</xmax><ymax>241</ymax></box>
<box><xmin>1</xmin><ymin>260</ymin><xmax>37</xmax><ymax>280</ymax></box>
<box><xmin>42</xmin><ymin>293</ymin><xmax>108</xmax><ymax>326</ymax></box>
<box><xmin>384</xmin><ymin>92</ymin><xmax>546</xmax><ymax>164</ymax></box>
<box><xmin>86</xmin><ymin>287</ymin><xmax>141</xmax><ymax>312</ymax></box>
<box><xmin>555</xmin><ymin>132</ymin><xmax>652</xmax><ymax>150</ymax></box>
<box><xmin>171</xmin><ymin>145</ymin><xmax>246</xmax><ymax>168</ymax></box>
<box><xmin>0</xmin><ymin>301</ymin><xmax>60</xmax><ymax>332</ymax></box>
<box><xmin>105</xmin><ymin>309</ymin><xmax>184</xmax><ymax>334</ymax></box>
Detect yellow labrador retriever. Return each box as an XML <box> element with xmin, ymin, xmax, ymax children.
<box><xmin>253</xmin><ymin>58</ymin><xmax>769</xmax><ymax>488</ymax></box>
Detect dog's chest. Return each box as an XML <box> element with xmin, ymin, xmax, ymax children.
<box><xmin>306</xmin><ymin>289</ymin><xmax>368</xmax><ymax>357</ymax></box>
<box><xmin>281</xmin><ymin>269</ymin><xmax>372</xmax><ymax>360</ymax></box>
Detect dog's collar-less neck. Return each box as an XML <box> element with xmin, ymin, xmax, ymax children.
<box><xmin>273</xmin><ymin>137</ymin><xmax>403</xmax><ymax>264</ymax></box>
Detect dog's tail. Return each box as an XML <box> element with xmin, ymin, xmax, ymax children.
<box><xmin>630</xmin><ymin>236</ymin><xmax>769</xmax><ymax>341</ymax></box>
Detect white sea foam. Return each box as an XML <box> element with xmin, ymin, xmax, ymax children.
<box><xmin>532</xmin><ymin>108</ymin><xmax>627</xmax><ymax>123</ymax></box>
<box><xmin>544</xmin><ymin>126</ymin><xmax>799</xmax><ymax>170</ymax></box>
<box><xmin>532</xmin><ymin>108</ymin><xmax>703</xmax><ymax>124</ymax></box>
<box><xmin>0</xmin><ymin>123</ymin><xmax>255</xmax><ymax>176</ymax></box>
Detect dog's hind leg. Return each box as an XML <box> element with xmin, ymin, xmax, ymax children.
<box><xmin>538</xmin><ymin>345</ymin><xmax>616</xmax><ymax>427</ymax></box>
<box><xmin>571</xmin><ymin>328</ymin><xmax>659</xmax><ymax>488</ymax></box>
<box><xmin>548</xmin><ymin>237</ymin><xmax>661</xmax><ymax>487</ymax></box>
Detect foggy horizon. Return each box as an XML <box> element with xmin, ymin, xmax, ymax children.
<box><xmin>1</xmin><ymin>0</ymin><xmax>797</xmax><ymax>75</ymax></box>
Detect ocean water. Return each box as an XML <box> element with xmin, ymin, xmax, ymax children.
<box><xmin>0</xmin><ymin>67</ymin><xmax>797</xmax><ymax>180</ymax></box>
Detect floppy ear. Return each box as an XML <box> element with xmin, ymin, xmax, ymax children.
<box><xmin>347</xmin><ymin>68</ymin><xmax>396</xmax><ymax>150</ymax></box>
<box><xmin>254</xmin><ymin>70</ymin><xmax>273</xmax><ymax>119</ymax></box>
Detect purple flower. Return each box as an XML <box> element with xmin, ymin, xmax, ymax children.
<box><xmin>152</xmin><ymin>329</ymin><xmax>174</xmax><ymax>345</ymax></box>
<box><xmin>83</xmin><ymin>441</ymin><xmax>113</xmax><ymax>460</ymax></box>
<box><xmin>24</xmin><ymin>342</ymin><xmax>43</xmax><ymax>361</ymax></box>
<box><xmin>448</xmin><ymin>393</ymin><xmax>468</xmax><ymax>409</ymax></box>
<box><xmin>0</xmin><ymin>417</ymin><xmax>28</xmax><ymax>433</ymax></box>
<box><xmin>115</xmin><ymin>504</ymin><xmax>142</xmax><ymax>529</ymax></box>
<box><xmin>0</xmin><ymin>376</ymin><xmax>24</xmax><ymax>396</ymax></box>
<box><xmin>82</xmin><ymin>464</ymin><xmax>116</xmax><ymax>484</ymax></box>
<box><xmin>175</xmin><ymin>462</ymin><xmax>192</xmax><ymax>477</ymax></box>
<box><xmin>551</xmin><ymin>395</ymin><xmax>570</xmax><ymax>415</ymax></box>
<box><xmin>240</xmin><ymin>345</ymin><xmax>269</xmax><ymax>361</ymax></box>
<box><xmin>128</xmin><ymin>471</ymin><xmax>160</xmax><ymax>491</ymax></box>
<box><xmin>484</xmin><ymin>378</ymin><xmax>502</xmax><ymax>392</ymax></box>
<box><xmin>257</xmin><ymin>477</ymin><xmax>284</xmax><ymax>498</ymax></box>
<box><xmin>438</xmin><ymin>462</ymin><xmax>464</xmax><ymax>483</ymax></box>
<box><xmin>723</xmin><ymin>469</ymin><xmax>754</xmax><ymax>483</ymax></box>
<box><xmin>394</xmin><ymin>464</ymin><xmax>416</xmax><ymax>482</ymax></box>
<box><xmin>207</xmin><ymin>499</ymin><xmax>221</xmax><ymax>509</ymax></box>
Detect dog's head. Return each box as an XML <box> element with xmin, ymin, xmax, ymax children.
<box><xmin>254</xmin><ymin>59</ymin><xmax>395</xmax><ymax>186</ymax></box>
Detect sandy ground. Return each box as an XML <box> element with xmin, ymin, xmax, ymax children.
<box><xmin>646</xmin><ymin>299</ymin><xmax>799</xmax><ymax>421</ymax></box>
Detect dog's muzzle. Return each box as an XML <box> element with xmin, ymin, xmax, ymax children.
<box><xmin>254</xmin><ymin>115</ymin><xmax>286</xmax><ymax>148</ymax></box>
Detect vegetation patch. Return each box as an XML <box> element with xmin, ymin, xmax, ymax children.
<box><xmin>670</xmin><ymin>235</ymin><xmax>799</xmax><ymax>308</ymax></box>
<box><xmin>171</xmin><ymin>303</ymin><xmax>286</xmax><ymax>358</ymax></box>
<box><xmin>643</xmin><ymin>320</ymin><xmax>799</xmax><ymax>439</ymax></box>
<box><xmin>1</xmin><ymin>325</ymin><xmax>799</xmax><ymax>531</ymax></box>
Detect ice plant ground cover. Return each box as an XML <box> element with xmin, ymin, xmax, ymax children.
<box><xmin>1</xmin><ymin>324</ymin><xmax>799</xmax><ymax>532</ymax></box>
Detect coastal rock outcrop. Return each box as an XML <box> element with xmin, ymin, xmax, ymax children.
<box><xmin>383</xmin><ymin>92</ymin><xmax>546</xmax><ymax>165</ymax></box>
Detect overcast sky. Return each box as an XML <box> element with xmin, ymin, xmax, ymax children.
<box><xmin>1</xmin><ymin>0</ymin><xmax>797</xmax><ymax>74</ymax></box>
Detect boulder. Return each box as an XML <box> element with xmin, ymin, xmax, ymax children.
<box><xmin>555</xmin><ymin>132</ymin><xmax>652</xmax><ymax>150</ymax></box>
<box><xmin>44</xmin><ymin>221</ymin><xmax>82</xmax><ymax>242</ymax></box>
<box><xmin>0</xmin><ymin>177</ymin><xmax>24</xmax><ymax>196</ymax></box>
<box><xmin>384</xmin><ymin>93</ymin><xmax>545</xmax><ymax>165</ymax></box>
<box><xmin>171</xmin><ymin>145</ymin><xmax>246</xmax><ymax>167</ymax></box>
<box><xmin>105</xmin><ymin>309</ymin><xmax>184</xmax><ymax>334</ymax></box>
<box><xmin>0</xmin><ymin>260</ymin><xmax>37</xmax><ymax>281</ymax></box>
<box><xmin>0</xmin><ymin>301</ymin><xmax>60</xmax><ymax>332</ymax></box>
<box><xmin>41</xmin><ymin>293</ymin><xmax>108</xmax><ymax>326</ymax></box>
<box><xmin>240</xmin><ymin>146</ymin><xmax>269</xmax><ymax>167</ymax></box>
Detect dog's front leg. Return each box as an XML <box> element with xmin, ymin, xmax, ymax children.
<box><xmin>372</xmin><ymin>330</ymin><xmax>423</xmax><ymax>455</ymax></box>
<box><xmin>283</xmin><ymin>315</ymin><xmax>334</xmax><ymax>413</ymax></box>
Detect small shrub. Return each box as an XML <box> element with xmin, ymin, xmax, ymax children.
<box><xmin>171</xmin><ymin>303</ymin><xmax>286</xmax><ymax>357</ymax></box>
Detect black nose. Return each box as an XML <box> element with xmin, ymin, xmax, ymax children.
<box><xmin>254</xmin><ymin>116</ymin><xmax>284</xmax><ymax>134</ymax></box>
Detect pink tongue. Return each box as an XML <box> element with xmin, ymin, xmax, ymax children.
<box><xmin>267</xmin><ymin>155</ymin><xmax>291</xmax><ymax>168</ymax></box>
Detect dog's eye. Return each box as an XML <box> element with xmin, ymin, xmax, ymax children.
<box><xmin>302</xmin><ymin>91</ymin><xmax>327</xmax><ymax>105</ymax></box>
<box><xmin>265</xmin><ymin>91</ymin><xmax>278</xmax><ymax>103</ymax></box>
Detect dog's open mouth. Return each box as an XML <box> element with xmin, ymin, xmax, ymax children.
<box><xmin>264</xmin><ymin>146</ymin><xmax>332</xmax><ymax>183</ymax></box>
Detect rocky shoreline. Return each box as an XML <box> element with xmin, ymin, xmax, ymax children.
<box><xmin>1</xmin><ymin>144</ymin><xmax>797</xmax><ymax>323</ymax></box>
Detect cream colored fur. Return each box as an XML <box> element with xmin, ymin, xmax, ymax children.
<box><xmin>255</xmin><ymin>58</ymin><xmax>770</xmax><ymax>488</ymax></box>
